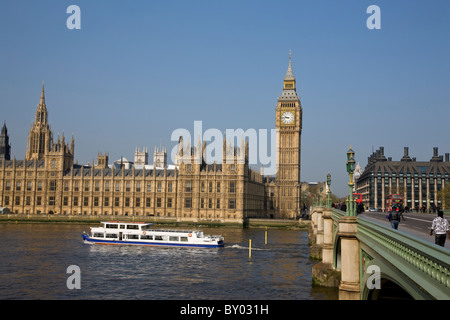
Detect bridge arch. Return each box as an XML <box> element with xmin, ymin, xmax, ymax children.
<box><xmin>366</xmin><ymin>278</ymin><xmax>413</xmax><ymax>300</ymax></box>
<box><xmin>360</xmin><ymin>256</ymin><xmax>432</xmax><ymax>300</ymax></box>
<box><xmin>333</xmin><ymin>230</ymin><xmax>341</xmax><ymax>270</ymax></box>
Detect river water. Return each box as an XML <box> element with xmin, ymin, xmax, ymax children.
<box><xmin>0</xmin><ymin>223</ymin><xmax>338</xmax><ymax>300</ymax></box>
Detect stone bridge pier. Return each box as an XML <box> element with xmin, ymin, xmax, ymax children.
<box><xmin>310</xmin><ymin>206</ymin><xmax>360</xmax><ymax>298</ymax></box>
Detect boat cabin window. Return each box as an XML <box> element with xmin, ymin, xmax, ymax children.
<box><xmin>94</xmin><ymin>233</ymin><xmax>104</xmax><ymax>238</ymax></box>
<box><xmin>141</xmin><ymin>235</ymin><xmax>153</xmax><ymax>240</ymax></box>
<box><xmin>105</xmin><ymin>224</ymin><xmax>118</xmax><ymax>229</ymax></box>
<box><xmin>169</xmin><ymin>236</ymin><xmax>179</xmax><ymax>242</ymax></box>
<box><xmin>180</xmin><ymin>237</ymin><xmax>188</xmax><ymax>242</ymax></box>
<box><xmin>126</xmin><ymin>225</ymin><xmax>139</xmax><ymax>230</ymax></box>
<box><xmin>128</xmin><ymin>235</ymin><xmax>139</xmax><ymax>239</ymax></box>
<box><xmin>105</xmin><ymin>233</ymin><xmax>117</xmax><ymax>238</ymax></box>
<box><xmin>154</xmin><ymin>235</ymin><xmax>163</xmax><ymax>241</ymax></box>
<box><xmin>120</xmin><ymin>225</ymin><xmax>126</xmax><ymax>229</ymax></box>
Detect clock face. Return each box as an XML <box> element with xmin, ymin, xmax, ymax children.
<box><xmin>281</xmin><ymin>111</ymin><xmax>294</xmax><ymax>124</ymax></box>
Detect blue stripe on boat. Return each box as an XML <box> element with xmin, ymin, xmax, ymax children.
<box><xmin>82</xmin><ymin>234</ymin><xmax>223</xmax><ymax>248</ymax></box>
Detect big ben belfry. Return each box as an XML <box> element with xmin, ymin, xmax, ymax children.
<box><xmin>275</xmin><ymin>51</ymin><xmax>303</xmax><ymax>218</ymax></box>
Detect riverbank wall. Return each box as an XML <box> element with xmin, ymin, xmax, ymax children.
<box><xmin>0</xmin><ymin>214</ymin><xmax>310</xmax><ymax>229</ymax></box>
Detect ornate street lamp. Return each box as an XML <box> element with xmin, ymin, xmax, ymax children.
<box><xmin>326</xmin><ymin>172</ymin><xmax>331</xmax><ymax>208</ymax></box>
<box><xmin>346</xmin><ymin>146</ymin><xmax>356</xmax><ymax>216</ymax></box>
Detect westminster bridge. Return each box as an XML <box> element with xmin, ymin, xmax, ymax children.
<box><xmin>309</xmin><ymin>205</ymin><xmax>450</xmax><ymax>300</ymax></box>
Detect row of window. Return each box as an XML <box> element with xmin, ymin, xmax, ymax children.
<box><xmin>3</xmin><ymin>196</ymin><xmax>237</xmax><ymax>209</ymax></box>
<box><xmin>184</xmin><ymin>198</ymin><xmax>236</xmax><ymax>209</ymax></box>
<box><xmin>4</xmin><ymin>195</ymin><xmax>46</xmax><ymax>206</ymax></box>
<box><xmin>94</xmin><ymin>233</ymin><xmax>189</xmax><ymax>242</ymax></box>
<box><xmin>372</xmin><ymin>177</ymin><xmax>448</xmax><ymax>184</ymax></box>
<box><xmin>374</xmin><ymin>172</ymin><xmax>449</xmax><ymax>178</ymax></box>
<box><xmin>105</xmin><ymin>224</ymin><xmax>139</xmax><ymax>229</ymax></box>
<box><xmin>4</xmin><ymin>181</ymin><xmax>47</xmax><ymax>191</ymax></box>
<box><xmin>2</xmin><ymin>181</ymin><xmax>174</xmax><ymax>193</ymax></box>
<box><xmin>2</xmin><ymin>181</ymin><xmax>237</xmax><ymax>193</ymax></box>
<box><xmin>2</xmin><ymin>196</ymin><xmax>173</xmax><ymax>207</ymax></box>
<box><xmin>373</xmin><ymin>183</ymin><xmax>445</xmax><ymax>190</ymax></box>
<box><xmin>196</xmin><ymin>182</ymin><xmax>236</xmax><ymax>193</ymax></box>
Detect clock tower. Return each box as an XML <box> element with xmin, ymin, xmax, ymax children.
<box><xmin>275</xmin><ymin>52</ymin><xmax>302</xmax><ymax>218</ymax></box>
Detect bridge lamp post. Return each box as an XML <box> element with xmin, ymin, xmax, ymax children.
<box><xmin>326</xmin><ymin>172</ymin><xmax>331</xmax><ymax>208</ymax></box>
<box><xmin>346</xmin><ymin>146</ymin><xmax>356</xmax><ymax>216</ymax></box>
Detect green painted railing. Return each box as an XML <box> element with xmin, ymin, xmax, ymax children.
<box><xmin>357</xmin><ymin>216</ymin><xmax>450</xmax><ymax>299</ymax></box>
<box><xmin>331</xmin><ymin>208</ymin><xmax>345</xmax><ymax>223</ymax></box>
<box><xmin>327</xmin><ymin>207</ymin><xmax>450</xmax><ymax>299</ymax></box>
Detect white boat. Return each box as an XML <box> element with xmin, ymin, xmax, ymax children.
<box><xmin>82</xmin><ymin>221</ymin><xmax>224</xmax><ymax>248</ymax></box>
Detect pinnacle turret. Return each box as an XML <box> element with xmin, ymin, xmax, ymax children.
<box><xmin>40</xmin><ymin>81</ymin><xmax>46</xmax><ymax>106</ymax></box>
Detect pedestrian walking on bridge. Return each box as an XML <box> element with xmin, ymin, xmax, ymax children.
<box><xmin>388</xmin><ymin>206</ymin><xmax>402</xmax><ymax>229</ymax></box>
<box><xmin>430</xmin><ymin>210</ymin><xmax>450</xmax><ymax>247</ymax></box>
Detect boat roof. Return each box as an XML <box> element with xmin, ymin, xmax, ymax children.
<box><xmin>96</xmin><ymin>221</ymin><xmax>218</xmax><ymax>236</ymax></box>
<box><xmin>102</xmin><ymin>221</ymin><xmax>152</xmax><ymax>225</ymax></box>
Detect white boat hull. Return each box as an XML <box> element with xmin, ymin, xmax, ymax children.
<box><xmin>82</xmin><ymin>233</ymin><xmax>224</xmax><ymax>248</ymax></box>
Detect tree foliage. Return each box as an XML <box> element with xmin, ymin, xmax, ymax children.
<box><xmin>437</xmin><ymin>186</ymin><xmax>450</xmax><ymax>210</ymax></box>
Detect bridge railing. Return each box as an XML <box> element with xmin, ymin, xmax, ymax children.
<box><xmin>311</xmin><ymin>206</ymin><xmax>450</xmax><ymax>299</ymax></box>
<box><xmin>357</xmin><ymin>216</ymin><xmax>450</xmax><ymax>299</ymax></box>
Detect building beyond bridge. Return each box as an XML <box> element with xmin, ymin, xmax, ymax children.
<box><xmin>356</xmin><ymin>147</ymin><xmax>450</xmax><ymax>212</ymax></box>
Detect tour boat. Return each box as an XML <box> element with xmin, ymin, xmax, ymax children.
<box><xmin>82</xmin><ymin>221</ymin><xmax>224</xmax><ymax>248</ymax></box>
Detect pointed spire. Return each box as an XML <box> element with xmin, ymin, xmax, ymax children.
<box><xmin>70</xmin><ymin>133</ymin><xmax>75</xmax><ymax>154</ymax></box>
<box><xmin>35</xmin><ymin>81</ymin><xmax>49</xmax><ymax>125</ymax></box>
<box><xmin>284</xmin><ymin>50</ymin><xmax>295</xmax><ymax>81</ymax></box>
<box><xmin>40</xmin><ymin>81</ymin><xmax>46</xmax><ymax>106</ymax></box>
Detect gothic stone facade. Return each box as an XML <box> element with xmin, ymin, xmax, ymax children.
<box><xmin>0</xmin><ymin>57</ymin><xmax>302</xmax><ymax>222</ymax></box>
<box><xmin>0</xmin><ymin>142</ymin><xmax>264</xmax><ymax>224</ymax></box>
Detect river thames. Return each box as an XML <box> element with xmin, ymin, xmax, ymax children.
<box><xmin>0</xmin><ymin>223</ymin><xmax>338</xmax><ymax>300</ymax></box>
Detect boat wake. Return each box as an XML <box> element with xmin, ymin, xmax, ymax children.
<box><xmin>227</xmin><ymin>244</ymin><xmax>269</xmax><ymax>251</ymax></box>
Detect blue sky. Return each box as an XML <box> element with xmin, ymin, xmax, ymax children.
<box><xmin>1</xmin><ymin>1</ymin><xmax>449</xmax><ymax>197</ymax></box>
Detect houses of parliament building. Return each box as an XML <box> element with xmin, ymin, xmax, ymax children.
<box><xmin>0</xmin><ymin>56</ymin><xmax>303</xmax><ymax>224</ymax></box>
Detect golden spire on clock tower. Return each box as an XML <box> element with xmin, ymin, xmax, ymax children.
<box><xmin>280</xmin><ymin>51</ymin><xmax>299</xmax><ymax>100</ymax></box>
<box><xmin>283</xmin><ymin>50</ymin><xmax>296</xmax><ymax>91</ymax></box>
